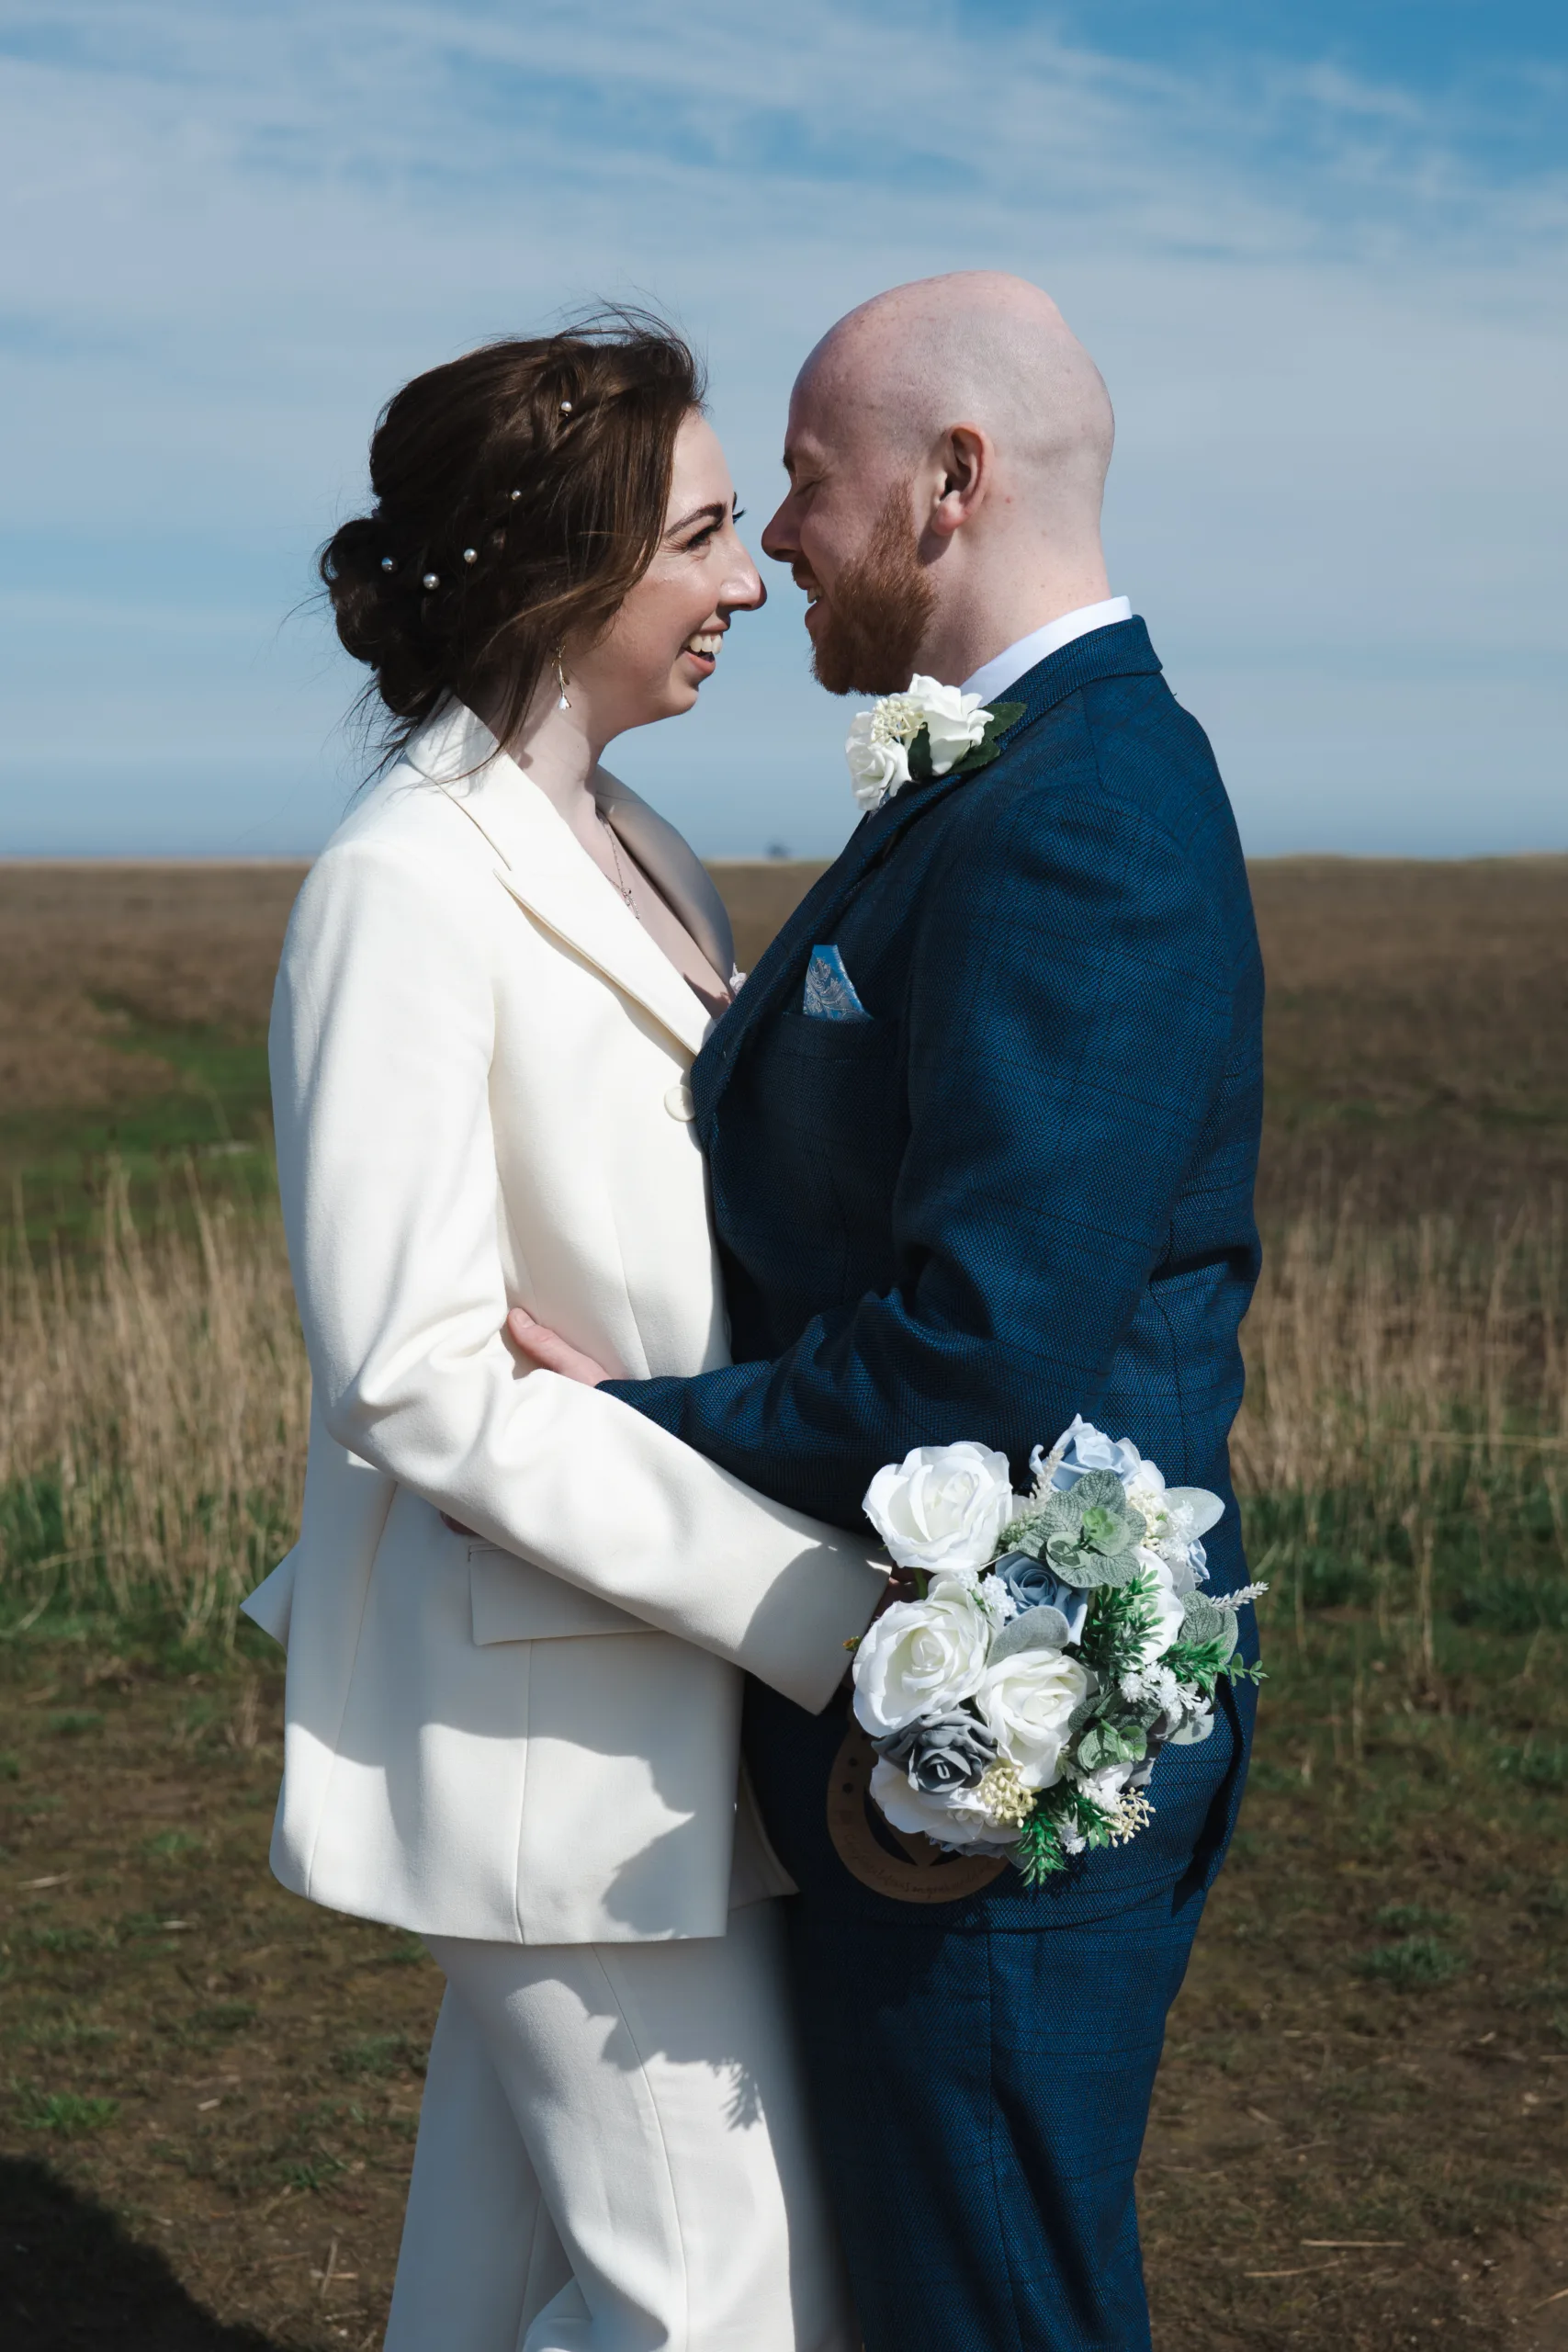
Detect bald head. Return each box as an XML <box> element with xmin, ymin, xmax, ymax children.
<box><xmin>763</xmin><ymin>273</ymin><xmax>1118</xmax><ymax>692</ymax></box>
<box><xmin>802</xmin><ymin>272</ymin><xmax>1114</xmax><ymax>529</ymax></box>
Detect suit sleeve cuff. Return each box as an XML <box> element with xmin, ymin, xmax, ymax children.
<box><xmin>599</xmin><ymin>1374</ymin><xmax>686</xmax><ymax>1434</ymax></box>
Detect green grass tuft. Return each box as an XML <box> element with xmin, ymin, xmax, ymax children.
<box><xmin>333</xmin><ymin>2031</ymin><xmax>425</xmax><ymax>2079</ymax></box>
<box><xmin>1358</xmin><ymin>1934</ymin><xmax>1469</xmax><ymax>1990</ymax></box>
<box><xmin>1374</xmin><ymin>1903</ymin><xmax>1454</xmax><ymax>1933</ymax></box>
<box><xmin>13</xmin><ymin>2084</ymin><xmax>121</xmax><ymax>2135</ymax></box>
<box><xmin>1496</xmin><ymin>1742</ymin><xmax>1568</xmax><ymax>1789</ymax></box>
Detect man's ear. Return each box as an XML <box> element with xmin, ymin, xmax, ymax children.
<box><xmin>928</xmin><ymin>424</ymin><xmax>989</xmax><ymax>540</ymax></box>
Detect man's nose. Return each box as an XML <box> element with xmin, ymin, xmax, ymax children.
<box><xmin>760</xmin><ymin>495</ymin><xmax>799</xmax><ymax>566</ymax></box>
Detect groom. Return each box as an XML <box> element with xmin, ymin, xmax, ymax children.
<box><xmin>517</xmin><ymin>272</ymin><xmax>1264</xmax><ymax>2351</ymax></box>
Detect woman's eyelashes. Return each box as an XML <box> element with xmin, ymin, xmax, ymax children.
<box><xmin>681</xmin><ymin>504</ymin><xmax>743</xmax><ymax>554</ymax></box>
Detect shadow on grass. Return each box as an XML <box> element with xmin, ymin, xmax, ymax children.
<box><xmin>0</xmin><ymin>2158</ymin><xmax>281</xmax><ymax>2350</ymax></box>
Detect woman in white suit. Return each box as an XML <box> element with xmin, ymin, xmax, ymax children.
<box><xmin>242</xmin><ymin>322</ymin><xmax>885</xmax><ymax>2352</ymax></box>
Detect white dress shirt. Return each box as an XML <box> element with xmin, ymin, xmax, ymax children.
<box><xmin>961</xmin><ymin>595</ymin><xmax>1133</xmax><ymax>705</ymax></box>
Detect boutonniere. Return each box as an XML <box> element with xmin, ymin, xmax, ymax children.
<box><xmin>844</xmin><ymin>675</ymin><xmax>1025</xmax><ymax>813</ymax></box>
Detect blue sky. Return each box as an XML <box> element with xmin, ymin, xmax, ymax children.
<box><xmin>1</xmin><ymin>1</ymin><xmax>1563</xmax><ymax>858</ymax></box>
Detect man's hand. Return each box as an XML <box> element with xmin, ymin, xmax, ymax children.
<box><xmin>505</xmin><ymin>1306</ymin><xmax>609</xmax><ymax>1387</ymax></box>
<box><xmin>870</xmin><ymin>1566</ymin><xmax>919</xmax><ymax>1619</ymax></box>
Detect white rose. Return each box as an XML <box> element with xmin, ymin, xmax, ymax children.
<box><xmin>1132</xmin><ymin>1555</ymin><xmax>1189</xmax><ymax>1669</ymax></box>
<box><xmin>852</xmin><ymin>1576</ymin><xmax>992</xmax><ymax>1738</ymax></box>
<box><xmin>975</xmin><ymin>1645</ymin><xmax>1089</xmax><ymax>1790</ymax></box>
<box><xmin>906</xmin><ymin>675</ymin><xmax>990</xmax><ymax>775</ymax></box>
<box><xmin>868</xmin><ymin>1758</ymin><xmax>1012</xmax><ymax>1849</ymax></box>
<box><xmin>845</xmin><ymin>713</ymin><xmax>912</xmax><ymax>810</ymax></box>
<box><xmin>863</xmin><ymin>1441</ymin><xmax>1014</xmax><ymax>1574</ymax></box>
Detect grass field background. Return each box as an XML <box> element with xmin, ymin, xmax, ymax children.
<box><xmin>2</xmin><ymin>856</ymin><xmax>1566</xmax><ymax>2348</ymax></box>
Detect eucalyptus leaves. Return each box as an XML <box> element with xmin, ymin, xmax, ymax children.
<box><xmin>852</xmin><ymin>1419</ymin><xmax>1266</xmax><ymax>1883</ymax></box>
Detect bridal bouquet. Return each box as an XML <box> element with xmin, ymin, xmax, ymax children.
<box><xmin>851</xmin><ymin>1419</ymin><xmax>1265</xmax><ymax>1884</ymax></box>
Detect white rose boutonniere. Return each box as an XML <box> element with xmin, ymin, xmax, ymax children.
<box><xmin>844</xmin><ymin>712</ymin><xmax>912</xmax><ymax>809</ymax></box>
<box><xmin>844</xmin><ymin>675</ymin><xmax>1025</xmax><ymax>812</ymax></box>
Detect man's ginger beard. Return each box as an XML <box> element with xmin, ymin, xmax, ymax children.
<box><xmin>808</xmin><ymin>481</ymin><xmax>936</xmax><ymax>697</ymax></box>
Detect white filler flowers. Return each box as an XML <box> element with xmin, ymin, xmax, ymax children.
<box><xmin>851</xmin><ymin>1420</ymin><xmax>1267</xmax><ymax>1882</ymax></box>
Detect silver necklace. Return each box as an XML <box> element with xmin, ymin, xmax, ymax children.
<box><xmin>600</xmin><ymin>813</ymin><xmax>641</xmax><ymax>922</ymax></box>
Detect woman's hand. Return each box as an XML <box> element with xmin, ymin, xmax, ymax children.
<box><xmin>506</xmin><ymin>1306</ymin><xmax>609</xmax><ymax>1387</ymax></box>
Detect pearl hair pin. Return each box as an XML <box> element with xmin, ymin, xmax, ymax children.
<box><xmin>423</xmin><ymin>571</ymin><xmax>439</xmax><ymax>590</ymax></box>
<box><xmin>510</xmin><ymin>488</ymin><xmax>522</xmax><ymax>501</ymax></box>
<box><xmin>462</xmin><ymin>547</ymin><xmax>477</xmax><ymax>564</ymax></box>
<box><xmin>380</xmin><ymin>557</ymin><xmax>395</xmax><ymax>571</ymax></box>
<box><xmin>560</xmin><ymin>399</ymin><xmax>573</xmax><ymax>413</ymax></box>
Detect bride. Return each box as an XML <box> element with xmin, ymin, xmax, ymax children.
<box><xmin>241</xmin><ymin>319</ymin><xmax>884</xmax><ymax>2352</ymax></box>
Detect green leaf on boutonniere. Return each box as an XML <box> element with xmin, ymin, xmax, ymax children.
<box><xmin>949</xmin><ymin>700</ymin><xmax>1026</xmax><ymax>779</ymax></box>
<box><xmin>905</xmin><ymin>699</ymin><xmax>1027</xmax><ymax>790</ymax></box>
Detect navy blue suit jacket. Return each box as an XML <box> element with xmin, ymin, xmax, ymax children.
<box><xmin>609</xmin><ymin>618</ymin><xmax>1264</xmax><ymax>2337</ymax></box>
<box><xmin>607</xmin><ymin>620</ymin><xmax>1263</xmax><ymax>1614</ymax></box>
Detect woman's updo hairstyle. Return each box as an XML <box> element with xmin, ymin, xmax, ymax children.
<box><xmin>320</xmin><ymin>310</ymin><xmax>705</xmax><ymax>759</ymax></box>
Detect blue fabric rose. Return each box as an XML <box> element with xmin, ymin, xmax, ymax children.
<box><xmin>990</xmin><ymin>1553</ymin><xmax>1090</xmax><ymax>1643</ymax></box>
<box><xmin>1046</xmin><ymin>1416</ymin><xmax>1145</xmax><ymax>1493</ymax></box>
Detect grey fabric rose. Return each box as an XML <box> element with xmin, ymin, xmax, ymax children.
<box><xmin>875</xmin><ymin>1709</ymin><xmax>998</xmax><ymax>1794</ymax></box>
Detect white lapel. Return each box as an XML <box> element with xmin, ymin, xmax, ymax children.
<box><xmin>404</xmin><ymin>700</ymin><xmax>712</xmax><ymax>1061</ymax></box>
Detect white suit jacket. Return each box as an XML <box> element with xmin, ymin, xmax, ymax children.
<box><xmin>243</xmin><ymin>700</ymin><xmax>883</xmax><ymax>1945</ymax></box>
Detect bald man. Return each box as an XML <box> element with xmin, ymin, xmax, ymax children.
<box><xmin>520</xmin><ymin>274</ymin><xmax>1265</xmax><ymax>2351</ymax></box>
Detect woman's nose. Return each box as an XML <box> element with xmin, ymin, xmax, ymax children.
<box><xmin>724</xmin><ymin>544</ymin><xmax>767</xmax><ymax>612</ymax></box>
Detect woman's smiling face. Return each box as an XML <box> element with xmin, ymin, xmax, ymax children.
<box><xmin>568</xmin><ymin>411</ymin><xmax>765</xmax><ymax>738</ymax></box>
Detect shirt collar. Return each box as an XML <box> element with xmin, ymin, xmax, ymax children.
<box><xmin>961</xmin><ymin>596</ymin><xmax>1134</xmax><ymax>706</ymax></box>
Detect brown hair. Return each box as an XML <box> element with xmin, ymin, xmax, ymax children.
<box><xmin>320</xmin><ymin>311</ymin><xmax>705</xmax><ymax>760</ymax></box>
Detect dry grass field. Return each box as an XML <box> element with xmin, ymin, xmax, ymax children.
<box><xmin>3</xmin><ymin>854</ymin><xmax>1566</xmax><ymax>2350</ymax></box>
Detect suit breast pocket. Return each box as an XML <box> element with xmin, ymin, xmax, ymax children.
<box><xmin>773</xmin><ymin>1009</ymin><xmax>896</xmax><ymax>1064</ymax></box>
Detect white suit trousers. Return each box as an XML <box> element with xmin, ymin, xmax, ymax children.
<box><xmin>384</xmin><ymin>1900</ymin><xmax>856</xmax><ymax>2352</ymax></box>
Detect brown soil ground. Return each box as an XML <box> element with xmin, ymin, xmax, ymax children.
<box><xmin>4</xmin><ymin>1641</ymin><xmax>1564</xmax><ymax>2351</ymax></box>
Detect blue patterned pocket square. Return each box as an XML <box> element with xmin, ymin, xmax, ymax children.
<box><xmin>803</xmin><ymin>944</ymin><xmax>870</xmax><ymax>1022</ymax></box>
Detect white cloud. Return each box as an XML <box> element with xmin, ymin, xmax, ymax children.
<box><xmin>1</xmin><ymin>0</ymin><xmax>1563</xmax><ymax>854</ymax></box>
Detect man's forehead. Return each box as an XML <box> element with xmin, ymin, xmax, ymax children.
<box><xmin>781</xmin><ymin>402</ymin><xmax>831</xmax><ymax>472</ymax></box>
<box><xmin>783</xmin><ymin>366</ymin><xmax>858</xmax><ymax>468</ymax></box>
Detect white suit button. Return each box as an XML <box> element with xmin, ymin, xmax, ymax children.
<box><xmin>664</xmin><ymin>1081</ymin><xmax>696</xmax><ymax>1122</ymax></box>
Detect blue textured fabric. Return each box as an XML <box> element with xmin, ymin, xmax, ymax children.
<box><xmin>604</xmin><ymin>619</ymin><xmax>1265</xmax><ymax>2348</ymax></box>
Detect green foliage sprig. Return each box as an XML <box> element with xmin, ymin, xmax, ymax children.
<box><xmin>1077</xmin><ymin>1569</ymin><xmax>1161</xmax><ymax>1678</ymax></box>
<box><xmin>1162</xmin><ymin>1633</ymin><xmax>1266</xmax><ymax>1699</ymax></box>
<box><xmin>1013</xmin><ymin>1785</ymin><xmax>1125</xmax><ymax>1886</ymax></box>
